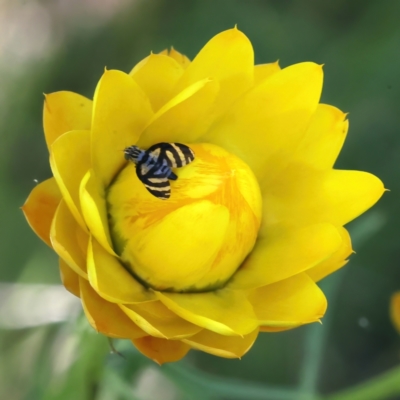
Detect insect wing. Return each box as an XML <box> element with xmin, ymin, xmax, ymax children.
<box><xmin>136</xmin><ymin>159</ymin><xmax>171</xmax><ymax>200</ymax></box>
<box><xmin>158</xmin><ymin>143</ymin><xmax>195</xmax><ymax>168</ymax></box>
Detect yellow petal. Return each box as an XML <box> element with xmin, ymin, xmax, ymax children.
<box><xmin>183</xmin><ymin>328</ymin><xmax>258</xmax><ymax>358</ymax></box>
<box><xmin>263</xmin><ymin>168</ymin><xmax>385</xmax><ymax>229</ymax></box>
<box><xmin>118</xmin><ymin>199</ymin><xmax>230</xmax><ymax>291</ymax></box>
<box><xmin>120</xmin><ymin>300</ymin><xmax>202</xmax><ymax>339</ymax></box>
<box><xmin>318</xmin><ymin>170</ymin><xmax>385</xmax><ymax>225</ymax></box>
<box><xmin>79</xmin><ymin>169</ymin><xmax>115</xmax><ymax>255</ymax></box>
<box><xmin>130</xmin><ymin>54</ymin><xmax>184</xmax><ymax>112</ymax></box>
<box><xmin>254</xmin><ymin>61</ymin><xmax>280</xmax><ymax>85</ymax></box>
<box><xmin>228</xmin><ymin>223</ymin><xmax>342</xmax><ymax>290</ymax></box>
<box><xmin>248</xmin><ymin>273</ymin><xmax>327</xmax><ymax>329</ymax></box>
<box><xmin>137</xmin><ymin>78</ymin><xmax>219</xmax><ymax>148</ymax></box>
<box><xmin>50</xmin><ymin>199</ymin><xmax>88</xmax><ymax>278</ymax></box>
<box><xmin>80</xmin><ymin>278</ymin><xmax>146</xmax><ymax>339</ymax></box>
<box><xmin>204</xmin><ymin>62</ymin><xmax>323</xmax><ymax>184</ymax></box>
<box><xmin>166</xmin><ymin>47</ymin><xmax>191</xmax><ymax>69</ymax></box>
<box><xmin>390</xmin><ymin>292</ymin><xmax>400</xmax><ymax>333</ymax></box>
<box><xmin>132</xmin><ymin>336</ymin><xmax>190</xmax><ymax>365</ymax></box>
<box><xmin>294</xmin><ymin>104</ymin><xmax>348</xmax><ymax>169</ymax></box>
<box><xmin>43</xmin><ymin>91</ymin><xmax>92</xmax><ymax>149</ymax></box>
<box><xmin>307</xmin><ymin>227</ymin><xmax>352</xmax><ymax>282</ymax></box>
<box><xmin>59</xmin><ymin>258</ymin><xmax>80</xmax><ymax>297</ymax></box>
<box><xmin>174</xmin><ymin>28</ymin><xmax>254</xmax><ymax>116</ymax></box>
<box><xmin>156</xmin><ymin>289</ymin><xmax>258</xmax><ymax>336</ymax></box>
<box><xmin>50</xmin><ymin>130</ymin><xmax>90</xmax><ymax>231</ymax></box>
<box><xmin>91</xmin><ymin>69</ymin><xmax>153</xmax><ymax>186</ymax></box>
<box><xmin>87</xmin><ymin>236</ymin><xmax>155</xmax><ymax>304</ymax></box>
<box><xmin>22</xmin><ymin>178</ymin><xmax>61</xmax><ymax>247</ymax></box>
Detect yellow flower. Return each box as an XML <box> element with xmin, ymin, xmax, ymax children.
<box><xmin>22</xmin><ymin>28</ymin><xmax>384</xmax><ymax>364</ymax></box>
<box><xmin>391</xmin><ymin>292</ymin><xmax>400</xmax><ymax>333</ymax></box>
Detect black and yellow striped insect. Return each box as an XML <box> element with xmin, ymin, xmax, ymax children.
<box><xmin>124</xmin><ymin>142</ymin><xmax>195</xmax><ymax>200</ymax></box>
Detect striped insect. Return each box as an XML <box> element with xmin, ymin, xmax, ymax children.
<box><xmin>124</xmin><ymin>142</ymin><xmax>195</xmax><ymax>200</ymax></box>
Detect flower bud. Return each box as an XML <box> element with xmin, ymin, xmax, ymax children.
<box><xmin>107</xmin><ymin>143</ymin><xmax>262</xmax><ymax>292</ymax></box>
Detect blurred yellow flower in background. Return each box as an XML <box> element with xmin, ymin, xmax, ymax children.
<box><xmin>22</xmin><ymin>28</ymin><xmax>384</xmax><ymax>364</ymax></box>
<box><xmin>391</xmin><ymin>292</ymin><xmax>400</xmax><ymax>333</ymax></box>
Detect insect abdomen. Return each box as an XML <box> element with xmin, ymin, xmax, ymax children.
<box><xmin>125</xmin><ymin>142</ymin><xmax>195</xmax><ymax>200</ymax></box>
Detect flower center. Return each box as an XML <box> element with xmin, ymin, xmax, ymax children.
<box><xmin>107</xmin><ymin>143</ymin><xmax>262</xmax><ymax>292</ymax></box>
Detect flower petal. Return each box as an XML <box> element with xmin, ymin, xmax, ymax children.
<box><xmin>87</xmin><ymin>236</ymin><xmax>155</xmax><ymax>304</ymax></box>
<box><xmin>254</xmin><ymin>61</ymin><xmax>280</xmax><ymax>85</ymax></box>
<box><xmin>315</xmin><ymin>170</ymin><xmax>385</xmax><ymax>225</ymax></box>
<box><xmin>182</xmin><ymin>328</ymin><xmax>259</xmax><ymax>358</ymax></box>
<box><xmin>132</xmin><ymin>336</ymin><xmax>190</xmax><ymax>365</ymax></box>
<box><xmin>79</xmin><ymin>169</ymin><xmax>115</xmax><ymax>255</ymax></box>
<box><xmin>59</xmin><ymin>258</ymin><xmax>80</xmax><ymax>297</ymax></box>
<box><xmin>174</xmin><ymin>28</ymin><xmax>254</xmax><ymax>116</ymax></box>
<box><xmin>120</xmin><ymin>301</ymin><xmax>202</xmax><ymax>339</ymax></box>
<box><xmin>50</xmin><ymin>130</ymin><xmax>90</xmax><ymax>231</ymax></box>
<box><xmin>91</xmin><ymin>69</ymin><xmax>153</xmax><ymax>186</ymax></box>
<box><xmin>307</xmin><ymin>227</ymin><xmax>352</xmax><ymax>282</ymax></box>
<box><xmin>294</xmin><ymin>104</ymin><xmax>348</xmax><ymax>169</ymax></box>
<box><xmin>137</xmin><ymin>78</ymin><xmax>219</xmax><ymax>148</ymax></box>
<box><xmin>50</xmin><ymin>199</ymin><xmax>88</xmax><ymax>278</ymax></box>
<box><xmin>162</xmin><ymin>47</ymin><xmax>191</xmax><ymax>69</ymax></box>
<box><xmin>248</xmin><ymin>273</ymin><xmax>327</xmax><ymax>329</ymax></box>
<box><xmin>263</xmin><ymin>168</ymin><xmax>385</xmax><ymax>229</ymax></box>
<box><xmin>390</xmin><ymin>292</ymin><xmax>400</xmax><ymax>334</ymax></box>
<box><xmin>22</xmin><ymin>178</ymin><xmax>61</xmax><ymax>247</ymax></box>
<box><xmin>156</xmin><ymin>289</ymin><xmax>258</xmax><ymax>336</ymax></box>
<box><xmin>80</xmin><ymin>277</ymin><xmax>146</xmax><ymax>339</ymax></box>
<box><xmin>204</xmin><ymin>62</ymin><xmax>323</xmax><ymax>184</ymax></box>
<box><xmin>228</xmin><ymin>223</ymin><xmax>342</xmax><ymax>290</ymax></box>
<box><xmin>43</xmin><ymin>91</ymin><xmax>92</xmax><ymax>149</ymax></box>
<box><xmin>130</xmin><ymin>54</ymin><xmax>184</xmax><ymax>112</ymax></box>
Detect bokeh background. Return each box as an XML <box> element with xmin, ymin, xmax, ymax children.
<box><xmin>1</xmin><ymin>1</ymin><xmax>400</xmax><ymax>399</ymax></box>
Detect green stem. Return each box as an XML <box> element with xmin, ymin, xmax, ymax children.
<box><xmin>323</xmin><ymin>364</ymin><xmax>400</xmax><ymax>400</ymax></box>
<box><xmin>298</xmin><ymin>271</ymin><xmax>344</xmax><ymax>399</ymax></box>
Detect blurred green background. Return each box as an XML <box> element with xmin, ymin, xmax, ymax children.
<box><xmin>1</xmin><ymin>0</ymin><xmax>400</xmax><ymax>399</ymax></box>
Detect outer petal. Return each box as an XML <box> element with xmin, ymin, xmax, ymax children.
<box><xmin>87</xmin><ymin>236</ymin><xmax>155</xmax><ymax>304</ymax></box>
<box><xmin>174</xmin><ymin>28</ymin><xmax>254</xmax><ymax>116</ymax></box>
<box><xmin>307</xmin><ymin>227</ymin><xmax>352</xmax><ymax>282</ymax></box>
<box><xmin>156</xmin><ymin>289</ymin><xmax>258</xmax><ymax>336</ymax></box>
<box><xmin>130</xmin><ymin>54</ymin><xmax>184</xmax><ymax>112</ymax></box>
<box><xmin>254</xmin><ymin>61</ymin><xmax>280</xmax><ymax>85</ymax></box>
<box><xmin>203</xmin><ymin>62</ymin><xmax>323</xmax><ymax>185</ymax></box>
<box><xmin>120</xmin><ymin>301</ymin><xmax>202</xmax><ymax>339</ymax></box>
<box><xmin>91</xmin><ymin>69</ymin><xmax>153</xmax><ymax>187</ymax></box>
<box><xmin>80</xmin><ymin>278</ymin><xmax>146</xmax><ymax>339</ymax></box>
<box><xmin>132</xmin><ymin>336</ymin><xmax>190</xmax><ymax>365</ymax></box>
<box><xmin>50</xmin><ymin>200</ymin><xmax>88</xmax><ymax>278</ymax></box>
<box><xmin>391</xmin><ymin>292</ymin><xmax>400</xmax><ymax>333</ymax></box>
<box><xmin>79</xmin><ymin>169</ymin><xmax>115</xmax><ymax>255</ymax></box>
<box><xmin>137</xmin><ymin>78</ymin><xmax>219</xmax><ymax>148</ymax></box>
<box><xmin>248</xmin><ymin>273</ymin><xmax>327</xmax><ymax>329</ymax></box>
<box><xmin>22</xmin><ymin>178</ymin><xmax>61</xmax><ymax>247</ymax></box>
<box><xmin>294</xmin><ymin>104</ymin><xmax>348</xmax><ymax>169</ymax></box>
<box><xmin>262</xmin><ymin>168</ymin><xmax>385</xmax><ymax>229</ymax></box>
<box><xmin>228</xmin><ymin>223</ymin><xmax>342</xmax><ymax>290</ymax></box>
<box><xmin>43</xmin><ymin>91</ymin><xmax>92</xmax><ymax>149</ymax></box>
<box><xmin>183</xmin><ymin>328</ymin><xmax>259</xmax><ymax>359</ymax></box>
<box><xmin>50</xmin><ymin>130</ymin><xmax>90</xmax><ymax>231</ymax></box>
<box><xmin>59</xmin><ymin>258</ymin><xmax>80</xmax><ymax>297</ymax></box>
